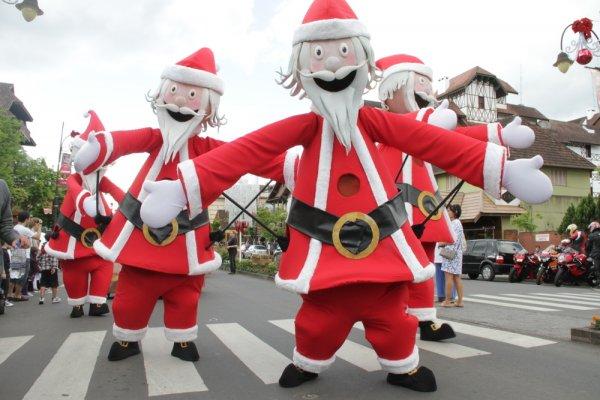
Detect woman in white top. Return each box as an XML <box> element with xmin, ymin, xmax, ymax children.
<box><xmin>440</xmin><ymin>205</ymin><xmax>465</xmax><ymax>308</ymax></box>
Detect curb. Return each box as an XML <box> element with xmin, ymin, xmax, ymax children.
<box><xmin>219</xmin><ymin>264</ymin><xmax>274</xmax><ymax>281</ymax></box>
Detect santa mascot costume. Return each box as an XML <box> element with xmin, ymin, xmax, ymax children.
<box><xmin>140</xmin><ymin>0</ymin><xmax>553</xmax><ymax>392</ymax></box>
<box><xmin>375</xmin><ymin>54</ymin><xmax>536</xmax><ymax>341</ymax></box>
<box><xmin>46</xmin><ymin>111</ymin><xmax>124</xmax><ymax>318</ymax></box>
<box><xmin>74</xmin><ymin>47</ymin><xmax>287</xmax><ymax>362</ymax></box>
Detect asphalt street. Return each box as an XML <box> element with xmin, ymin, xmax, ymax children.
<box><xmin>1</xmin><ymin>270</ymin><xmax>599</xmax><ymax>400</ymax></box>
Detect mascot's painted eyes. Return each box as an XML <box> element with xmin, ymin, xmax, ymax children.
<box><xmin>339</xmin><ymin>43</ymin><xmax>349</xmax><ymax>57</ymax></box>
<box><xmin>188</xmin><ymin>90</ymin><xmax>197</xmax><ymax>99</ymax></box>
<box><xmin>313</xmin><ymin>45</ymin><xmax>324</xmax><ymax>59</ymax></box>
<box><xmin>170</xmin><ymin>84</ymin><xmax>178</xmax><ymax>94</ymax></box>
<box><xmin>418</xmin><ymin>77</ymin><xmax>427</xmax><ymax>85</ymax></box>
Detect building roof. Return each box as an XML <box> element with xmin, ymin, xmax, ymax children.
<box><xmin>547</xmin><ymin>119</ymin><xmax>600</xmax><ymax>146</ymax></box>
<box><xmin>439</xmin><ymin>66</ymin><xmax>518</xmax><ymax>98</ymax></box>
<box><xmin>443</xmin><ymin>191</ymin><xmax>526</xmax><ymax>223</ymax></box>
<box><xmin>497</xmin><ymin>103</ymin><xmax>548</xmax><ymax>121</ymax></box>
<box><xmin>0</xmin><ymin>82</ymin><xmax>35</xmax><ymax>146</ymax></box>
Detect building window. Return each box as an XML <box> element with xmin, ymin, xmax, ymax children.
<box><xmin>446</xmin><ymin>175</ymin><xmax>460</xmax><ymax>190</ymax></box>
<box><xmin>547</xmin><ymin>169</ymin><xmax>567</xmax><ymax>186</ymax></box>
<box><xmin>585</xmin><ymin>145</ymin><xmax>592</xmax><ymax>158</ymax></box>
<box><xmin>478</xmin><ymin>96</ymin><xmax>485</xmax><ymax>109</ymax></box>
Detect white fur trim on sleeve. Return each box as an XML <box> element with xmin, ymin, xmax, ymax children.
<box><xmin>379</xmin><ymin>345</ymin><xmax>419</xmax><ymax>374</ymax></box>
<box><xmin>416</xmin><ymin>108</ymin><xmax>430</xmax><ymax>122</ymax></box>
<box><xmin>178</xmin><ymin>159</ymin><xmax>203</xmax><ymax>219</ymax></box>
<box><xmin>283</xmin><ymin>151</ymin><xmax>298</xmax><ymax>193</ymax></box>
<box><xmin>164</xmin><ymin>325</ymin><xmax>198</xmax><ymax>342</ymax></box>
<box><xmin>113</xmin><ymin>323</ymin><xmax>148</xmax><ymax>342</ymax></box>
<box><xmin>407</xmin><ymin>307</ymin><xmax>437</xmax><ymax>321</ymax></box>
<box><xmin>293</xmin><ymin>18</ymin><xmax>370</xmax><ymax>45</ymax></box>
<box><xmin>487</xmin><ymin>123</ymin><xmax>503</xmax><ymax>146</ymax></box>
<box><xmin>101</xmin><ymin>131</ymin><xmax>114</xmax><ymax>167</ymax></box>
<box><xmin>483</xmin><ymin>143</ymin><xmax>506</xmax><ymax>199</ymax></box>
<box><xmin>162</xmin><ymin>65</ymin><xmax>224</xmax><ymax>95</ymax></box>
<box><xmin>383</xmin><ymin>63</ymin><xmax>433</xmax><ymax>81</ymax></box>
<box><xmin>75</xmin><ymin>190</ymin><xmax>91</xmax><ymax>214</ymax></box>
<box><xmin>293</xmin><ymin>347</ymin><xmax>336</xmax><ymax>374</ymax></box>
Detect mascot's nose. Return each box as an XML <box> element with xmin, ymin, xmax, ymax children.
<box><xmin>174</xmin><ymin>96</ymin><xmax>187</xmax><ymax>108</ymax></box>
<box><xmin>324</xmin><ymin>56</ymin><xmax>342</xmax><ymax>73</ymax></box>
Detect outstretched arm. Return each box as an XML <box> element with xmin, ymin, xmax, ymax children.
<box><xmin>99</xmin><ymin>177</ymin><xmax>126</xmax><ymax>204</ymax></box>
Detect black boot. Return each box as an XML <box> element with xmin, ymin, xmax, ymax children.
<box><xmin>171</xmin><ymin>342</ymin><xmax>199</xmax><ymax>362</ymax></box>
<box><xmin>108</xmin><ymin>341</ymin><xmax>141</xmax><ymax>361</ymax></box>
<box><xmin>70</xmin><ymin>305</ymin><xmax>84</xmax><ymax>318</ymax></box>
<box><xmin>387</xmin><ymin>366</ymin><xmax>437</xmax><ymax>392</ymax></box>
<box><xmin>278</xmin><ymin>363</ymin><xmax>318</xmax><ymax>388</ymax></box>
<box><xmin>419</xmin><ymin>321</ymin><xmax>456</xmax><ymax>342</ymax></box>
<box><xmin>89</xmin><ymin>303</ymin><xmax>110</xmax><ymax>316</ymax></box>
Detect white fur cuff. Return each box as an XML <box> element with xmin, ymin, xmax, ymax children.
<box><xmin>408</xmin><ymin>307</ymin><xmax>437</xmax><ymax>321</ymax></box>
<box><xmin>113</xmin><ymin>323</ymin><xmax>148</xmax><ymax>342</ymax></box>
<box><xmin>67</xmin><ymin>296</ymin><xmax>87</xmax><ymax>306</ymax></box>
<box><xmin>283</xmin><ymin>151</ymin><xmax>298</xmax><ymax>193</ymax></box>
<box><xmin>178</xmin><ymin>159</ymin><xmax>203</xmax><ymax>219</ymax></box>
<box><xmin>164</xmin><ymin>325</ymin><xmax>198</xmax><ymax>342</ymax></box>
<box><xmin>293</xmin><ymin>18</ymin><xmax>369</xmax><ymax>45</ymax></box>
<box><xmin>379</xmin><ymin>346</ymin><xmax>419</xmax><ymax>374</ymax></box>
<box><xmin>483</xmin><ymin>143</ymin><xmax>507</xmax><ymax>199</ymax></box>
<box><xmin>293</xmin><ymin>347</ymin><xmax>336</xmax><ymax>374</ymax></box>
<box><xmin>87</xmin><ymin>295</ymin><xmax>107</xmax><ymax>304</ymax></box>
<box><xmin>487</xmin><ymin>123</ymin><xmax>503</xmax><ymax>146</ymax></box>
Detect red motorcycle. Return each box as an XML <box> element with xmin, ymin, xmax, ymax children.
<box><xmin>536</xmin><ymin>245</ymin><xmax>562</xmax><ymax>285</ymax></box>
<box><xmin>510</xmin><ymin>251</ymin><xmax>541</xmax><ymax>282</ymax></box>
<box><xmin>555</xmin><ymin>249</ymin><xmax>599</xmax><ymax>287</ymax></box>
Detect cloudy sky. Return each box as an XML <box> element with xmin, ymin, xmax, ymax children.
<box><xmin>1</xmin><ymin>0</ymin><xmax>599</xmax><ymax>189</ymax></box>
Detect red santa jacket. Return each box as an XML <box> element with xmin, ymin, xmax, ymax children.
<box><xmin>176</xmin><ymin>107</ymin><xmax>507</xmax><ymax>293</ymax></box>
<box><xmin>378</xmin><ymin>107</ymin><xmax>505</xmax><ymax>244</ymax></box>
<box><xmin>83</xmin><ymin>128</ymin><xmax>286</xmax><ymax>276</ymax></box>
<box><xmin>46</xmin><ymin>174</ymin><xmax>124</xmax><ymax>260</ymax></box>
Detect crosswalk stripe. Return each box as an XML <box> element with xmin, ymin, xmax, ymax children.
<box><xmin>502</xmin><ymin>294</ymin><xmax>600</xmax><ymax>307</ymax></box>
<box><xmin>270</xmin><ymin>319</ymin><xmax>381</xmax><ymax>371</ymax></box>
<box><xmin>472</xmin><ymin>294</ymin><xmax>595</xmax><ymax>310</ymax></box>
<box><xmin>557</xmin><ymin>292</ymin><xmax>600</xmax><ymax>299</ymax></box>
<box><xmin>437</xmin><ymin>319</ymin><xmax>556</xmax><ymax>348</ymax></box>
<box><xmin>534</xmin><ymin>293</ymin><xmax>600</xmax><ymax>303</ymax></box>
<box><xmin>207</xmin><ymin>323</ymin><xmax>291</xmax><ymax>384</ymax></box>
<box><xmin>22</xmin><ymin>330</ymin><xmax>105</xmax><ymax>400</ymax></box>
<box><xmin>142</xmin><ymin>328</ymin><xmax>208</xmax><ymax>397</ymax></box>
<box><xmin>463</xmin><ymin>297</ymin><xmax>558</xmax><ymax>311</ymax></box>
<box><xmin>353</xmin><ymin>321</ymin><xmax>489</xmax><ymax>359</ymax></box>
<box><xmin>0</xmin><ymin>335</ymin><xmax>33</xmax><ymax>366</ymax></box>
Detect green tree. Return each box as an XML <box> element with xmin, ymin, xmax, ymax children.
<box><xmin>255</xmin><ymin>206</ymin><xmax>287</xmax><ymax>240</ymax></box>
<box><xmin>510</xmin><ymin>206</ymin><xmax>541</xmax><ymax>233</ymax></box>
<box><xmin>574</xmin><ymin>195</ymin><xmax>597</xmax><ymax>230</ymax></box>
<box><xmin>559</xmin><ymin>203</ymin><xmax>576</xmax><ymax>233</ymax></box>
<box><xmin>0</xmin><ymin>110</ymin><xmax>59</xmax><ymax>226</ymax></box>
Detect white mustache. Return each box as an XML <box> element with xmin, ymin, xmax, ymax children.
<box><xmin>299</xmin><ymin>61</ymin><xmax>366</xmax><ymax>82</ymax></box>
<box><xmin>415</xmin><ymin>91</ymin><xmax>436</xmax><ymax>105</ymax></box>
<box><xmin>154</xmin><ymin>102</ymin><xmax>206</xmax><ymax>118</ymax></box>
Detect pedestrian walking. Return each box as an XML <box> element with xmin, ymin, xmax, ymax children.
<box><xmin>10</xmin><ymin>211</ymin><xmax>38</xmax><ymax>300</ymax></box>
<box><xmin>227</xmin><ymin>235</ymin><xmax>238</xmax><ymax>274</ymax></box>
<box><xmin>1</xmin><ymin>180</ymin><xmax>23</xmax><ymax>308</ymax></box>
<box><xmin>440</xmin><ymin>205</ymin><xmax>465</xmax><ymax>308</ymax></box>
<box><xmin>586</xmin><ymin>221</ymin><xmax>600</xmax><ymax>273</ymax></box>
<box><xmin>434</xmin><ymin>244</ymin><xmax>456</xmax><ymax>303</ymax></box>
<box><xmin>37</xmin><ymin>243</ymin><xmax>61</xmax><ymax>305</ymax></box>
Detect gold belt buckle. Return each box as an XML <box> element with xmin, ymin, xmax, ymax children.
<box><xmin>142</xmin><ymin>219</ymin><xmax>179</xmax><ymax>247</ymax></box>
<box><xmin>417</xmin><ymin>191</ymin><xmax>442</xmax><ymax>221</ymax></box>
<box><xmin>332</xmin><ymin>212</ymin><xmax>380</xmax><ymax>260</ymax></box>
<box><xmin>80</xmin><ymin>228</ymin><xmax>101</xmax><ymax>248</ymax></box>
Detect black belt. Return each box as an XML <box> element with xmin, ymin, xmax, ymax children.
<box><xmin>56</xmin><ymin>213</ymin><xmax>102</xmax><ymax>249</ymax></box>
<box><xmin>396</xmin><ymin>183</ymin><xmax>444</xmax><ymax>220</ymax></box>
<box><xmin>120</xmin><ymin>192</ymin><xmax>209</xmax><ymax>246</ymax></box>
<box><xmin>286</xmin><ymin>192</ymin><xmax>408</xmax><ymax>259</ymax></box>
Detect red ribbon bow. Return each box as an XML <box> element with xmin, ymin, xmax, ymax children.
<box><xmin>572</xmin><ymin>18</ymin><xmax>593</xmax><ymax>40</ymax></box>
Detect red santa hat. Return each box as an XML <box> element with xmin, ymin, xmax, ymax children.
<box><xmin>293</xmin><ymin>0</ymin><xmax>370</xmax><ymax>45</ymax></box>
<box><xmin>71</xmin><ymin>110</ymin><xmax>105</xmax><ymax>148</ymax></box>
<box><xmin>376</xmin><ymin>54</ymin><xmax>433</xmax><ymax>83</ymax></box>
<box><xmin>161</xmin><ymin>47</ymin><xmax>224</xmax><ymax>95</ymax></box>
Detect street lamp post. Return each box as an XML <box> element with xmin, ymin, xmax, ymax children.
<box><xmin>1</xmin><ymin>0</ymin><xmax>43</xmax><ymax>22</ymax></box>
<box><xmin>554</xmin><ymin>17</ymin><xmax>600</xmax><ymax>73</ymax></box>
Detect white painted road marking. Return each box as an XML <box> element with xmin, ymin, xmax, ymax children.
<box><xmin>270</xmin><ymin>319</ymin><xmax>381</xmax><ymax>371</ymax></box>
<box><xmin>208</xmin><ymin>323</ymin><xmax>291</xmax><ymax>384</ymax></box>
<box><xmin>463</xmin><ymin>297</ymin><xmax>558</xmax><ymax>311</ymax></box>
<box><xmin>556</xmin><ymin>292</ymin><xmax>600</xmax><ymax>299</ymax></box>
<box><xmin>142</xmin><ymin>327</ymin><xmax>208</xmax><ymax>397</ymax></box>
<box><xmin>472</xmin><ymin>294</ymin><xmax>595</xmax><ymax>310</ymax></box>
<box><xmin>23</xmin><ymin>330</ymin><xmax>105</xmax><ymax>400</ymax></box>
<box><xmin>438</xmin><ymin>319</ymin><xmax>556</xmax><ymax>348</ymax></box>
<box><xmin>0</xmin><ymin>335</ymin><xmax>33</xmax><ymax>366</ymax></box>
<box><xmin>503</xmin><ymin>294</ymin><xmax>600</xmax><ymax>307</ymax></box>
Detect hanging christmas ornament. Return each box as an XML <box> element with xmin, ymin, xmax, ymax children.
<box><xmin>555</xmin><ymin>17</ymin><xmax>600</xmax><ymax>72</ymax></box>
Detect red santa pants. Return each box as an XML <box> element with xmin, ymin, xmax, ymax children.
<box><xmin>111</xmin><ymin>266</ymin><xmax>204</xmax><ymax>343</ymax></box>
<box><xmin>407</xmin><ymin>243</ymin><xmax>436</xmax><ymax>321</ymax></box>
<box><xmin>60</xmin><ymin>257</ymin><xmax>113</xmax><ymax>306</ymax></box>
<box><xmin>294</xmin><ymin>282</ymin><xmax>418</xmax><ymax>374</ymax></box>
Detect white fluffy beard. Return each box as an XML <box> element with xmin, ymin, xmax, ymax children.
<box><xmin>301</xmin><ymin>64</ymin><xmax>368</xmax><ymax>153</ymax></box>
<box><xmin>156</xmin><ymin>107</ymin><xmax>204</xmax><ymax>163</ymax></box>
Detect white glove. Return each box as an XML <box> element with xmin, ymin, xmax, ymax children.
<box><xmin>82</xmin><ymin>195</ymin><xmax>98</xmax><ymax>218</ymax></box>
<box><xmin>502</xmin><ymin>156</ymin><xmax>553</xmax><ymax>204</ymax></box>
<box><xmin>140</xmin><ymin>180</ymin><xmax>187</xmax><ymax>229</ymax></box>
<box><xmin>428</xmin><ymin>100</ymin><xmax>457</xmax><ymax>131</ymax></box>
<box><xmin>74</xmin><ymin>132</ymin><xmax>101</xmax><ymax>173</ymax></box>
<box><xmin>501</xmin><ymin>117</ymin><xmax>535</xmax><ymax>149</ymax></box>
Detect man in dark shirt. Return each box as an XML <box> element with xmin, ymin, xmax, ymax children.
<box><xmin>227</xmin><ymin>235</ymin><xmax>238</xmax><ymax>275</ymax></box>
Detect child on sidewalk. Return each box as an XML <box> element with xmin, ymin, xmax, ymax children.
<box><xmin>38</xmin><ymin>243</ymin><xmax>61</xmax><ymax>305</ymax></box>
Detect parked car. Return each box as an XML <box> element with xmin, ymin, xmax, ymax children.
<box><xmin>242</xmin><ymin>245</ymin><xmax>269</xmax><ymax>259</ymax></box>
<box><xmin>463</xmin><ymin>239</ymin><xmax>525</xmax><ymax>281</ymax></box>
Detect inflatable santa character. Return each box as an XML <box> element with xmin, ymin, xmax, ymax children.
<box><xmin>376</xmin><ymin>54</ymin><xmax>536</xmax><ymax>341</ymax></box>
<box><xmin>74</xmin><ymin>47</ymin><xmax>287</xmax><ymax>363</ymax></box>
<box><xmin>46</xmin><ymin>111</ymin><xmax>124</xmax><ymax>319</ymax></box>
<box><xmin>141</xmin><ymin>0</ymin><xmax>553</xmax><ymax>392</ymax></box>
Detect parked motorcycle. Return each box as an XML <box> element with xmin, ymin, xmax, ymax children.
<box><xmin>554</xmin><ymin>249</ymin><xmax>599</xmax><ymax>287</ymax></box>
<box><xmin>510</xmin><ymin>251</ymin><xmax>541</xmax><ymax>282</ymax></box>
<box><xmin>536</xmin><ymin>244</ymin><xmax>563</xmax><ymax>285</ymax></box>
